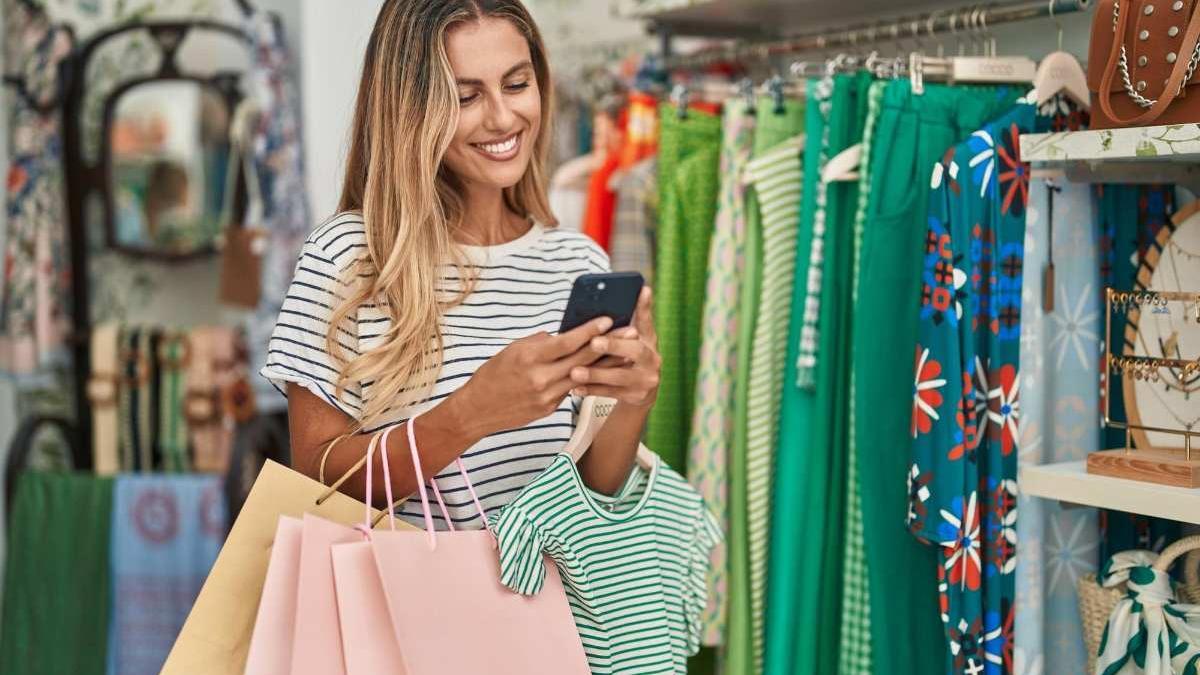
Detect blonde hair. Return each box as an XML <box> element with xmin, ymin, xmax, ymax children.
<box><xmin>328</xmin><ymin>0</ymin><xmax>557</xmax><ymax>430</ymax></box>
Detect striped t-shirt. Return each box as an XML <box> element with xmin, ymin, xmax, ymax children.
<box><xmin>261</xmin><ymin>212</ymin><xmax>610</xmax><ymax>529</ymax></box>
<box><xmin>490</xmin><ymin>453</ymin><xmax>721</xmax><ymax>674</ymax></box>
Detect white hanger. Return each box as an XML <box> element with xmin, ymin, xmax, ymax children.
<box><xmin>910</xmin><ymin>9</ymin><xmax>1037</xmax><ymax>94</ymax></box>
<box><xmin>1032</xmin><ymin>0</ymin><xmax>1090</xmax><ymax>109</ymax></box>
<box><xmin>564</xmin><ymin>396</ymin><xmax>657</xmax><ymax>471</ymax></box>
<box><xmin>822</xmin><ymin>143</ymin><xmax>862</xmax><ymax>184</ymax></box>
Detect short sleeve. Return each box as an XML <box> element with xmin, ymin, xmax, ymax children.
<box><xmin>490</xmin><ymin>505</ymin><xmax>548</xmax><ymax>596</ymax></box>
<box><xmin>260</xmin><ymin>227</ymin><xmax>364</xmax><ymax>420</ymax></box>
<box><xmin>686</xmin><ymin>506</ymin><xmax>723</xmax><ymax>655</ymax></box>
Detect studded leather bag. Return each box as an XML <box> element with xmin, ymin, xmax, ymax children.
<box><xmin>1088</xmin><ymin>0</ymin><xmax>1200</xmax><ymax>128</ymax></box>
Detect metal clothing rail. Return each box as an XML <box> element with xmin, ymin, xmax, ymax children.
<box><xmin>660</xmin><ymin>0</ymin><xmax>1091</xmax><ymax>69</ymax></box>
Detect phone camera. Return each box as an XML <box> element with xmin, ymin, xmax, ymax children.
<box><xmin>597</xmin><ymin>282</ymin><xmax>607</xmax><ymax>291</ymax></box>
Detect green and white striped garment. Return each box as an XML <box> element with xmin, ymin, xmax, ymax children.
<box><xmin>490</xmin><ymin>453</ymin><xmax>721</xmax><ymax>674</ymax></box>
<box><xmin>742</xmin><ymin>133</ymin><xmax>805</xmax><ymax>673</ymax></box>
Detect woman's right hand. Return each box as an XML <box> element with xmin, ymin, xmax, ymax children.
<box><xmin>450</xmin><ymin>316</ymin><xmax>614</xmax><ymax>438</ymax></box>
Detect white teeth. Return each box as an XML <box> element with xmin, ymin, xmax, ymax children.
<box><xmin>477</xmin><ymin>135</ymin><xmax>518</xmax><ymax>155</ymax></box>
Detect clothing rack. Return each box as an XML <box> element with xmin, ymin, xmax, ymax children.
<box><xmin>659</xmin><ymin>0</ymin><xmax>1091</xmax><ymax>69</ymax></box>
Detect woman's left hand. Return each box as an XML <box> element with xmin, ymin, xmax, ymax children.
<box><xmin>569</xmin><ymin>286</ymin><xmax>660</xmax><ymax>409</ymax></box>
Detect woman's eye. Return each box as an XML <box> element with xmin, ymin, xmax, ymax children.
<box><xmin>458</xmin><ymin>93</ymin><xmax>479</xmax><ymax>105</ymax></box>
<box><xmin>505</xmin><ymin>81</ymin><xmax>531</xmax><ymax>92</ymax></box>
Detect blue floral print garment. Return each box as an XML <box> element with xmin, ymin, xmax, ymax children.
<box><xmin>908</xmin><ymin>104</ymin><xmax>1035</xmax><ymax>675</ymax></box>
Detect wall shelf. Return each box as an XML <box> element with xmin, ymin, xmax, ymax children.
<box><xmin>1020</xmin><ymin>123</ymin><xmax>1200</xmax><ymax>164</ymax></box>
<box><xmin>1020</xmin><ymin>460</ymin><xmax>1200</xmax><ymax>525</ymax></box>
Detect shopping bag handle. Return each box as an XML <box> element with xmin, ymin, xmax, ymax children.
<box><xmin>405</xmin><ymin>414</ymin><xmax>492</xmax><ymax>549</ymax></box>
<box><xmin>357</xmin><ymin>427</ymin><xmax>398</xmax><ymax>536</ymax></box>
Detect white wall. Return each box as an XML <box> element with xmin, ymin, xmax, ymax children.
<box><xmin>298</xmin><ymin>0</ymin><xmax>385</xmax><ymax>225</ymax></box>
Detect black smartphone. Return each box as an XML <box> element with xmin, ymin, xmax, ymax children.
<box><xmin>558</xmin><ymin>272</ymin><xmax>645</xmax><ymax>334</ymax></box>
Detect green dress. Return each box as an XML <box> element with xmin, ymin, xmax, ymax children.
<box><xmin>648</xmin><ymin>105</ymin><xmax>723</xmax><ymax>474</ymax></box>
<box><xmin>726</xmin><ymin>97</ymin><xmax>805</xmax><ymax>675</ymax></box>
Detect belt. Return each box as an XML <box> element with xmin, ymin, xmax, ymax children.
<box><xmin>159</xmin><ymin>330</ymin><xmax>190</xmax><ymax>472</ymax></box>
<box><xmin>87</xmin><ymin>322</ymin><xmax>122</xmax><ymax>475</ymax></box>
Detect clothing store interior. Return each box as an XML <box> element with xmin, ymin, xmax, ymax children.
<box><xmin>3</xmin><ymin>0</ymin><xmax>1200</xmax><ymax>673</ymax></box>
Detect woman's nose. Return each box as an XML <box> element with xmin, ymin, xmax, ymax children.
<box><xmin>483</xmin><ymin>93</ymin><xmax>517</xmax><ymax>132</ymax></box>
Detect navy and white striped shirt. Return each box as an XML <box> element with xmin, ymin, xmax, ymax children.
<box><xmin>261</xmin><ymin>212</ymin><xmax>610</xmax><ymax>529</ymax></box>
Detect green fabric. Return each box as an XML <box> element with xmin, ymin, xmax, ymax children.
<box><xmin>648</xmin><ymin>105</ymin><xmax>722</xmax><ymax>474</ymax></box>
<box><xmin>688</xmin><ymin>100</ymin><xmax>758</xmax><ymax>647</ymax></box>
<box><xmin>853</xmin><ymin>80</ymin><xmax>1021</xmax><ymax>675</ymax></box>
<box><xmin>1</xmin><ymin>472</ymin><xmax>114</xmax><ymax>675</ymax></box>
<box><xmin>726</xmin><ymin>98</ymin><xmax>805</xmax><ymax>675</ymax></box>
<box><xmin>839</xmin><ymin>79</ymin><xmax>887</xmax><ymax>675</ymax></box>
<box><xmin>764</xmin><ymin>73</ymin><xmax>868</xmax><ymax>675</ymax></box>
<box><xmin>743</xmin><ymin>132</ymin><xmax>805</xmax><ymax>673</ymax></box>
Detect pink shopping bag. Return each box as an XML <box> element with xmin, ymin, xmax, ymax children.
<box><xmin>331</xmin><ymin>540</ymin><xmax>407</xmax><ymax>675</ymax></box>
<box><xmin>290</xmin><ymin>514</ymin><xmax>360</xmax><ymax>675</ymax></box>
<box><xmin>327</xmin><ymin>428</ymin><xmax>409</xmax><ymax>675</ymax></box>
<box><xmin>244</xmin><ymin>516</ymin><xmax>303</xmax><ymax>675</ymax></box>
<box><xmin>369</xmin><ymin>417</ymin><xmax>590</xmax><ymax>674</ymax></box>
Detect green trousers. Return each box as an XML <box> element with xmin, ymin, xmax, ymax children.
<box><xmin>764</xmin><ymin>73</ymin><xmax>871</xmax><ymax>675</ymax></box>
<box><xmin>648</xmin><ymin>105</ymin><xmax>723</xmax><ymax>474</ymax></box>
<box><xmin>726</xmin><ymin>97</ymin><xmax>806</xmax><ymax>675</ymax></box>
<box><xmin>852</xmin><ymin>80</ymin><xmax>1020</xmax><ymax>675</ymax></box>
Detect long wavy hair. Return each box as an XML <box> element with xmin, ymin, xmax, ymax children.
<box><xmin>328</xmin><ymin>0</ymin><xmax>556</xmax><ymax>429</ymax></box>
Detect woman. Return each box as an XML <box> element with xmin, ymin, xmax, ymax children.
<box><xmin>262</xmin><ymin>0</ymin><xmax>661</xmax><ymax>528</ymax></box>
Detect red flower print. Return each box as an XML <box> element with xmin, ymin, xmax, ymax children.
<box><xmin>997</xmin><ymin>123</ymin><xmax>1029</xmax><ymax>217</ymax></box>
<box><xmin>938</xmin><ymin>492</ymin><xmax>982</xmax><ymax>591</ymax></box>
<box><xmin>912</xmin><ymin>346</ymin><xmax>947</xmax><ymax>438</ymax></box>
<box><xmin>985</xmin><ymin>365</ymin><xmax>1021</xmax><ymax>456</ymax></box>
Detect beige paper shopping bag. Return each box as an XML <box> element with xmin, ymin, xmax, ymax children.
<box><xmin>160</xmin><ymin>459</ymin><xmax>413</xmax><ymax>675</ymax></box>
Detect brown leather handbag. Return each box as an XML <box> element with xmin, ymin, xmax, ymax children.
<box><xmin>1088</xmin><ymin>0</ymin><xmax>1200</xmax><ymax>128</ymax></box>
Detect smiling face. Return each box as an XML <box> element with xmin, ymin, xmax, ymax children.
<box><xmin>442</xmin><ymin>17</ymin><xmax>542</xmax><ymax>193</ymax></box>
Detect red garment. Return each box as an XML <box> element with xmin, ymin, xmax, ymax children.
<box><xmin>581</xmin><ymin>150</ymin><xmax>622</xmax><ymax>251</ymax></box>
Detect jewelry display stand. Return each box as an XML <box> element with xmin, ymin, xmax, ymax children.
<box><xmin>1088</xmin><ymin>288</ymin><xmax>1200</xmax><ymax>487</ymax></box>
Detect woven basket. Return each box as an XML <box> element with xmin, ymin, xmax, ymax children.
<box><xmin>1079</xmin><ymin>536</ymin><xmax>1200</xmax><ymax>673</ymax></box>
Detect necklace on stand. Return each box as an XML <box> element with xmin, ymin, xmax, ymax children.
<box><xmin>1145</xmin><ymin>377</ymin><xmax>1200</xmax><ymax>434</ymax></box>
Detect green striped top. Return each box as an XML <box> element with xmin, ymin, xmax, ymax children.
<box><xmin>489</xmin><ymin>453</ymin><xmax>721</xmax><ymax>674</ymax></box>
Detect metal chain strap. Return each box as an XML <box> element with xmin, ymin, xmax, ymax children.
<box><xmin>1114</xmin><ymin>0</ymin><xmax>1200</xmax><ymax>108</ymax></box>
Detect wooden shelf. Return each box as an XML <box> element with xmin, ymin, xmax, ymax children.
<box><xmin>1020</xmin><ymin>123</ymin><xmax>1200</xmax><ymax>164</ymax></box>
<box><xmin>1020</xmin><ymin>460</ymin><xmax>1200</xmax><ymax>525</ymax></box>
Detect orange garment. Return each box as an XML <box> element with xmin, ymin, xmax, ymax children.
<box><xmin>619</xmin><ymin>91</ymin><xmax>659</xmax><ymax>168</ymax></box>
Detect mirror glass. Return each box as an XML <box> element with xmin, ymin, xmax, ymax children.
<box><xmin>108</xmin><ymin>81</ymin><xmax>231</xmax><ymax>255</ymax></box>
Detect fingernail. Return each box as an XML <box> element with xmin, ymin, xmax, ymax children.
<box><xmin>592</xmin><ymin>337</ymin><xmax>608</xmax><ymax>351</ymax></box>
<box><xmin>598</xmin><ymin>317</ymin><xmax>613</xmax><ymax>331</ymax></box>
<box><xmin>571</xmin><ymin>367</ymin><xmax>588</xmax><ymax>381</ymax></box>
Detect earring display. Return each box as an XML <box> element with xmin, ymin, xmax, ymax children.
<box><xmin>1089</xmin><ymin>286</ymin><xmax>1200</xmax><ymax>487</ymax></box>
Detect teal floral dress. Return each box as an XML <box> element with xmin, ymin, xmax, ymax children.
<box><xmin>908</xmin><ymin>104</ymin><xmax>1035</xmax><ymax>675</ymax></box>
